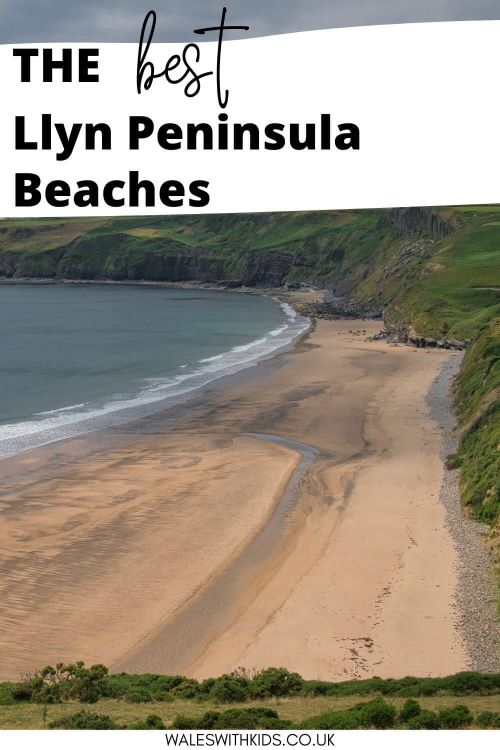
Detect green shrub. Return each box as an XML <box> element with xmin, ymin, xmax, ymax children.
<box><xmin>0</xmin><ymin>685</ymin><xmax>14</xmax><ymax>706</ymax></box>
<box><xmin>49</xmin><ymin>711</ymin><xmax>118</xmax><ymax>729</ymax></box>
<box><xmin>407</xmin><ymin>711</ymin><xmax>442</xmax><ymax>729</ymax></box>
<box><xmin>195</xmin><ymin>711</ymin><xmax>222</xmax><ymax>729</ymax></box>
<box><xmin>18</xmin><ymin>662</ymin><xmax>109</xmax><ymax>704</ymax></box>
<box><xmin>413</xmin><ymin>681</ymin><xmax>439</xmax><ymax>697</ymax></box>
<box><xmin>211</xmin><ymin>707</ymin><xmax>293</xmax><ymax>730</ymax></box>
<box><xmin>171</xmin><ymin>714</ymin><xmax>203</xmax><ymax>730</ymax></box>
<box><xmin>399</xmin><ymin>699</ymin><xmax>422</xmax><ymax>723</ymax></box>
<box><xmin>67</xmin><ymin>663</ymin><xmax>109</xmax><ymax>704</ymax></box>
<box><xmin>302</xmin><ymin>680</ymin><xmax>329</xmax><ymax>696</ymax></box>
<box><xmin>215</xmin><ymin>708</ymin><xmax>278</xmax><ymax>729</ymax></box>
<box><xmin>210</xmin><ymin>675</ymin><xmax>249</xmax><ymax>703</ymax></box>
<box><xmin>442</xmin><ymin>672</ymin><xmax>499</xmax><ymax>695</ymax></box>
<box><xmin>172</xmin><ymin>708</ymin><xmax>287</xmax><ymax>730</ymax></box>
<box><xmin>129</xmin><ymin>714</ymin><xmax>166</xmax><ymax>729</ymax></box>
<box><xmin>125</xmin><ymin>689</ymin><xmax>153</xmax><ymax>703</ymax></box>
<box><xmin>106</xmin><ymin>673</ymin><xmax>183</xmax><ymax>700</ymax></box>
<box><xmin>301</xmin><ymin>710</ymin><xmax>364</xmax><ymax>730</ymax></box>
<box><xmin>303</xmin><ymin>672</ymin><xmax>500</xmax><ymax>698</ymax></box>
<box><xmin>356</xmin><ymin>699</ymin><xmax>397</xmax><ymax>729</ymax></box>
<box><xmin>170</xmin><ymin>679</ymin><xmax>199</xmax><ymax>699</ymax></box>
<box><xmin>150</xmin><ymin>690</ymin><xmax>174</xmax><ymax>702</ymax></box>
<box><xmin>446</xmin><ymin>453</ymin><xmax>462</xmax><ymax>469</ymax></box>
<box><xmin>197</xmin><ymin>678</ymin><xmax>216</xmax><ymax>698</ymax></box>
<box><xmin>301</xmin><ymin>700</ymin><xmax>395</xmax><ymax>730</ymax></box>
<box><xmin>437</xmin><ymin>705</ymin><xmax>472</xmax><ymax>729</ymax></box>
<box><xmin>10</xmin><ymin>682</ymin><xmax>34</xmax><ymax>702</ymax></box>
<box><xmin>32</xmin><ymin>683</ymin><xmax>66</xmax><ymax>704</ymax></box>
<box><xmin>476</xmin><ymin>711</ymin><xmax>500</xmax><ymax>728</ymax></box>
<box><xmin>260</xmin><ymin>718</ymin><xmax>296</xmax><ymax>729</ymax></box>
<box><xmin>249</xmin><ymin>668</ymin><xmax>304</xmax><ymax>699</ymax></box>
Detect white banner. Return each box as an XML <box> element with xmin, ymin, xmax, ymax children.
<box><xmin>0</xmin><ymin>729</ymin><xmax>499</xmax><ymax>747</ymax></box>
<box><xmin>1</xmin><ymin>20</ymin><xmax>500</xmax><ymax>216</ymax></box>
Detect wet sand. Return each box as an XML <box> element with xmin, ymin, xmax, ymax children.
<box><xmin>0</xmin><ymin>320</ymin><xmax>468</xmax><ymax>680</ymax></box>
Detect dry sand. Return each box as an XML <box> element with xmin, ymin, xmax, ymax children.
<box><xmin>0</xmin><ymin>320</ymin><xmax>468</xmax><ymax>680</ymax></box>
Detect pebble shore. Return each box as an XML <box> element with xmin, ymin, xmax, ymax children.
<box><xmin>427</xmin><ymin>354</ymin><xmax>499</xmax><ymax>673</ymax></box>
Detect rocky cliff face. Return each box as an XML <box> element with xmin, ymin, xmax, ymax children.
<box><xmin>0</xmin><ymin>241</ymin><xmax>229</xmax><ymax>284</ymax></box>
<box><xmin>57</xmin><ymin>251</ymin><xmax>227</xmax><ymax>283</ymax></box>
<box><xmin>238</xmin><ymin>250</ymin><xmax>295</xmax><ymax>286</ymax></box>
<box><xmin>387</xmin><ymin>207</ymin><xmax>453</xmax><ymax>239</ymax></box>
<box><xmin>0</xmin><ymin>238</ymin><xmax>298</xmax><ymax>287</ymax></box>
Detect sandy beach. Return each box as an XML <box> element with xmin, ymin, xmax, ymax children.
<box><xmin>0</xmin><ymin>319</ymin><xmax>470</xmax><ymax>680</ymax></box>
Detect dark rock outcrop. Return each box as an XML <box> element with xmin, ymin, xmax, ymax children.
<box><xmin>0</xmin><ymin>237</ymin><xmax>297</xmax><ymax>288</ymax></box>
<box><xmin>384</xmin><ymin>316</ymin><xmax>466</xmax><ymax>350</ymax></box>
<box><xmin>387</xmin><ymin>207</ymin><xmax>453</xmax><ymax>239</ymax></box>
<box><xmin>0</xmin><ymin>239</ymin><xmax>229</xmax><ymax>284</ymax></box>
<box><xmin>294</xmin><ymin>296</ymin><xmax>382</xmax><ymax>320</ymax></box>
<box><xmin>239</xmin><ymin>250</ymin><xmax>295</xmax><ymax>287</ymax></box>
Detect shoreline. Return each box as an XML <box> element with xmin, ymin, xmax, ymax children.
<box><xmin>0</xmin><ymin>317</ymin><xmax>496</xmax><ymax>680</ymax></box>
<box><xmin>0</xmin><ymin>276</ymin><xmax>326</xmax><ymax>307</ymax></box>
<box><xmin>0</xmin><ymin>285</ymin><xmax>311</xmax><ymax>461</ymax></box>
<box><xmin>0</xmin><ymin>276</ymin><xmax>293</xmax><ymax>293</ymax></box>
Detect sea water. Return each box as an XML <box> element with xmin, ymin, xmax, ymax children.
<box><xmin>0</xmin><ymin>284</ymin><xmax>309</xmax><ymax>457</ymax></box>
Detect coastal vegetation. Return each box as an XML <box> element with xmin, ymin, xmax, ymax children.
<box><xmin>449</xmin><ymin>317</ymin><xmax>500</xmax><ymax>525</ymax></box>
<box><xmin>0</xmin><ymin>664</ymin><xmax>499</xmax><ymax>729</ymax></box>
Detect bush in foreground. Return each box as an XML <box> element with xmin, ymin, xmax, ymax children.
<box><xmin>398</xmin><ymin>699</ymin><xmax>422</xmax><ymax>723</ymax></box>
<box><xmin>172</xmin><ymin>708</ymin><xmax>293</xmax><ymax>730</ymax></box>
<box><xmin>106</xmin><ymin>673</ymin><xmax>178</xmax><ymax>702</ymax></box>
<box><xmin>208</xmin><ymin>675</ymin><xmax>250</xmax><ymax>704</ymax></box>
<box><xmin>437</xmin><ymin>705</ymin><xmax>473</xmax><ymax>729</ymax></box>
<box><xmin>125</xmin><ymin>688</ymin><xmax>154</xmax><ymax>704</ymax></box>
<box><xmin>301</xmin><ymin>710</ymin><xmax>364</xmax><ymax>730</ymax></box>
<box><xmin>357</xmin><ymin>699</ymin><xmax>397</xmax><ymax>729</ymax></box>
<box><xmin>49</xmin><ymin>711</ymin><xmax>118</xmax><ymax>729</ymax></box>
<box><xmin>406</xmin><ymin>710</ymin><xmax>442</xmax><ymax>729</ymax></box>
<box><xmin>301</xmin><ymin>699</ymin><xmax>397</xmax><ymax>730</ymax></box>
<box><xmin>129</xmin><ymin>714</ymin><xmax>166</xmax><ymax>729</ymax></box>
<box><xmin>0</xmin><ymin>685</ymin><xmax>15</xmax><ymax>706</ymax></box>
<box><xmin>249</xmin><ymin>668</ymin><xmax>304</xmax><ymax>699</ymax></box>
<box><xmin>476</xmin><ymin>711</ymin><xmax>500</xmax><ymax>728</ymax></box>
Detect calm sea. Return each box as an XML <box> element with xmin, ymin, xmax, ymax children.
<box><xmin>0</xmin><ymin>284</ymin><xmax>309</xmax><ymax>457</ymax></box>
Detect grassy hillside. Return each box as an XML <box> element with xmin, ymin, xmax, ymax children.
<box><xmin>0</xmin><ymin>207</ymin><xmax>499</xmax><ymax>533</ymax></box>
<box><xmin>0</xmin><ymin>206</ymin><xmax>498</xmax><ymax>337</ymax></box>
<box><xmin>450</xmin><ymin>318</ymin><xmax>500</xmax><ymax>525</ymax></box>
